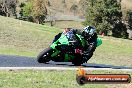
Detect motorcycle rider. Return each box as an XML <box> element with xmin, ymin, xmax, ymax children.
<box><xmin>52</xmin><ymin>26</ymin><xmax>97</xmax><ymax>62</ymax></box>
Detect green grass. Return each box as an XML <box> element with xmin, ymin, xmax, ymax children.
<box><xmin>0</xmin><ymin>70</ymin><xmax>131</xmax><ymax>88</ymax></box>
<box><xmin>0</xmin><ymin>16</ymin><xmax>132</xmax><ymax>67</ymax></box>
<box><xmin>0</xmin><ymin>16</ymin><xmax>61</xmax><ymax>57</ymax></box>
<box><xmin>89</xmin><ymin>36</ymin><xmax>132</xmax><ymax>67</ymax></box>
<box><xmin>0</xmin><ymin>49</ymin><xmax>36</xmax><ymax>57</ymax></box>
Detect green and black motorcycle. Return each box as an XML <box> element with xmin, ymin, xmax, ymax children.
<box><xmin>37</xmin><ymin>32</ymin><xmax>102</xmax><ymax>66</ymax></box>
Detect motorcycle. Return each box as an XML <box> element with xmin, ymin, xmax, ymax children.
<box><xmin>37</xmin><ymin>32</ymin><xmax>102</xmax><ymax>66</ymax></box>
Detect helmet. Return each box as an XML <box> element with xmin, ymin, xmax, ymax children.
<box><xmin>82</xmin><ymin>26</ymin><xmax>96</xmax><ymax>39</ymax></box>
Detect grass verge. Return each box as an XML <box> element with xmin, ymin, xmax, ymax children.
<box><xmin>0</xmin><ymin>70</ymin><xmax>132</xmax><ymax>88</ymax></box>
<box><xmin>89</xmin><ymin>36</ymin><xmax>132</xmax><ymax>67</ymax></box>
<box><xmin>0</xmin><ymin>16</ymin><xmax>61</xmax><ymax>57</ymax></box>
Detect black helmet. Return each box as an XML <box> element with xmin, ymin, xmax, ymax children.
<box><xmin>82</xmin><ymin>26</ymin><xmax>96</xmax><ymax>39</ymax></box>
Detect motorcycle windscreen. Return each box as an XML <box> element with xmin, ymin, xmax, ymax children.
<box><xmin>58</xmin><ymin>34</ymin><xmax>69</xmax><ymax>44</ymax></box>
<box><xmin>66</xmin><ymin>32</ymin><xmax>78</xmax><ymax>42</ymax></box>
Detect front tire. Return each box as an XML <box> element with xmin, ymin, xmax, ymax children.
<box><xmin>37</xmin><ymin>47</ymin><xmax>53</xmax><ymax>63</ymax></box>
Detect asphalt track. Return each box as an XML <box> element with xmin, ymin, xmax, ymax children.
<box><xmin>0</xmin><ymin>55</ymin><xmax>132</xmax><ymax>71</ymax></box>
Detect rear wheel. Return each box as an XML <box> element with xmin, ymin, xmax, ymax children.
<box><xmin>72</xmin><ymin>60</ymin><xmax>82</xmax><ymax>66</ymax></box>
<box><xmin>72</xmin><ymin>55</ymin><xmax>83</xmax><ymax>66</ymax></box>
<box><xmin>37</xmin><ymin>47</ymin><xmax>53</xmax><ymax>63</ymax></box>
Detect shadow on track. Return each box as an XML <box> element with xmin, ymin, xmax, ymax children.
<box><xmin>82</xmin><ymin>63</ymin><xmax>132</xmax><ymax>69</ymax></box>
<box><xmin>46</xmin><ymin>61</ymin><xmax>132</xmax><ymax>70</ymax></box>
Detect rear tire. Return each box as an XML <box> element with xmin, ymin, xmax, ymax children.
<box><xmin>72</xmin><ymin>55</ymin><xmax>83</xmax><ymax>66</ymax></box>
<box><xmin>72</xmin><ymin>60</ymin><xmax>82</xmax><ymax>66</ymax></box>
<box><xmin>37</xmin><ymin>47</ymin><xmax>53</xmax><ymax>63</ymax></box>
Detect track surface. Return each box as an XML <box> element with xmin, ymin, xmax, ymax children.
<box><xmin>0</xmin><ymin>55</ymin><xmax>132</xmax><ymax>70</ymax></box>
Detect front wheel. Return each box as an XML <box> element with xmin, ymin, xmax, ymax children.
<box><xmin>37</xmin><ymin>47</ymin><xmax>53</xmax><ymax>63</ymax></box>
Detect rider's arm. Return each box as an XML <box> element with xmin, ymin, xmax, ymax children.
<box><xmin>87</xmin><ymin>33</ymin><xmax>98</xmax><ymax>51</ymax></box>
<box><xmin>89</xmin><ymin>33</ymin><xmax>98</xmax><ymax>46</ymax></box>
